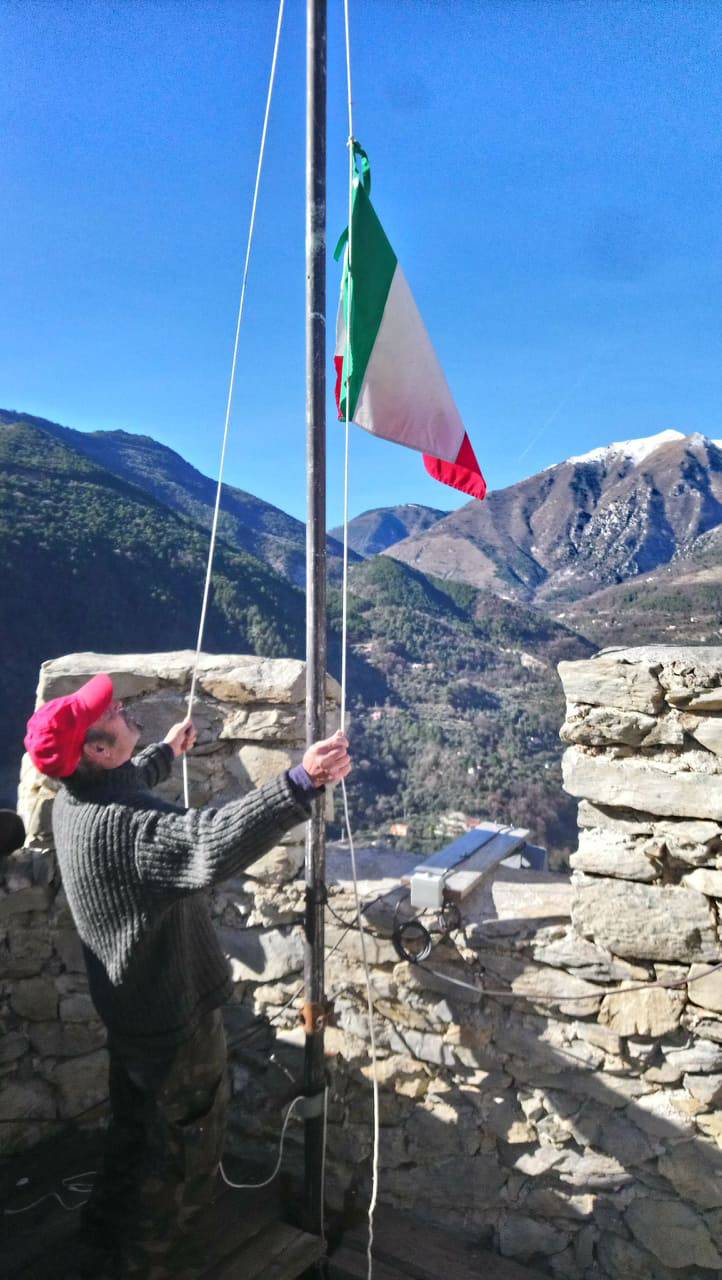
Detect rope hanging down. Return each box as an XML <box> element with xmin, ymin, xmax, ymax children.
<box><xmin>339</xmin><ymin>3</ymin><xmax>381</xmax><ymax>1279</ymax></box>
<box><xmin>182</xmin><ymin>0</ymin><xmax>286</xmax><ymax>807</ymax></box>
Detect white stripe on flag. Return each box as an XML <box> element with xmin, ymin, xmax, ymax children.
<box><xmin>353</xmin><ymin>266</ymin><xmax>466</xmax><ymax>464</ymax></box>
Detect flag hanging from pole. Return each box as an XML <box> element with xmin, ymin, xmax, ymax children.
<box><xmin>334</xmin><ymin>143</ymin><xmax>486</xmax><ymax>501</ymax></box>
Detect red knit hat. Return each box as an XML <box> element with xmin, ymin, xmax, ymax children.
<box><xmin>24</xmin><ymin>674</ymin><xmax>114</xmax><ymax>778</ymax></box>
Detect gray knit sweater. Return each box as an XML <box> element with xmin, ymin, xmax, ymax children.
<box><xmin>52</xmin><ymin>743</ymin><xmax>311</xmax><ymax>1057</ymax></box>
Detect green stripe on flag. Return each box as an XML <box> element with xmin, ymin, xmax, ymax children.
<box><xmin>340</xmin><ymin>181</ymin><xmax>397</xmax><ymax>421</ymax></box>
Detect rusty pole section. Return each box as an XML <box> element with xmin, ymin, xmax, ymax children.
<box><xmin>303</xmin><ymin>0</ymin><xmax>327</xmax><ymax>1238</ymax></box>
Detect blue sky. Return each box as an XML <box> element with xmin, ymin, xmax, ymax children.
<box><xmin>2</xmin><ymin>0</ymin><xmax>722</xmax><ymax>525</ymax></box>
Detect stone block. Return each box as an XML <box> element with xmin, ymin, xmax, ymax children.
<box><xmin>5</xmin><ymin>924</ymin><xmax>53</xmax><ymax>977</ymax></box>
<box><xmin>382</xmin><ymin>1154</ymin><xmax>506</xmax><ymax>1213</ymax></box>
<box><xmin>54</xmin><ymin>928</ymin><xmax>85</xmax><ymax>973</ymax></box>
<box><xmin>29</xmin><ymin>1021</ymin><xmax>106</xmax><ymax>1058</ymax></box>
<box><xmin>565</xmin><ymin>1101</ymin><xmax>655</xmax><ymax>1166</ymax></box>
<box><xmin>532</xmin><ymin>933</ymin><xmax>648</xmax><ymax>982</ymax></box>
<box><xmin>0</xmin><ymin>1032</ymin><xmax>29</xmax><ymax>1065</ymax></box>
<box><xmin>53</xmin><ymin>1050</ymin><xmax>108</xmax><ymax>1118</ymax></box>
<box><xmin>498</xmin><ymin>1214</ymin><xmax>570</xmax><ymax>1261</ymax></box>
<box><xmin>684</xmin><ymin>714</ymin><xmax>722</xmax><ymax>757</ymax></box>
<box><xmin>218</xmin><ymin>925</ymin><xmax>304</xmax><ymax>982</ymax></box>
<box><xmin>682</xmin><ymin>688</ymin><xmax>722</xmax><ymax>712</ymax></box>
<box><xmin>599</xmin><ymin>983</ymin><xmax>685</xmax><ymax>1036</ymax></box>
<box><xmin>628</xmin><ymin>1090</ymin><xmax>697</xmax><ymax>1140</ymax></box>
<box><xmin>11</xmin><ymin>977</ymin><xmax>58</xmax><ymax>1021</ymax></box>
<box><xmin>242</xmin><ymin>844</ymin><xmax>305</xmax><ymax>886</ymax></box>
<box><xmin>663</xmin><ymin>1039</ymin><xmax>722</xmax><ymax>1075</ymax></box>
<box><xmin>59</xmin><ymin>993</ymin><xmax>98</xmax><ymax>1023</ymax></box>
<box><xmin>220</xmin><ymin>706</ymin><xmax>305</xmax><ymax>744</ymax></box>
<box><xmin>572</xmin><ymin>877</ymin><xmax>720</xmax><ymax>962</ymax></box>
<box><xmin>596</xmin><ymin>1234</ymin><xmax>664</xmax><ymax>1280</ymax></box>
<box><xmin>195</xmin><ymin>656</ymin><xmax>307</xmax><ymax>705</ymax></box>
<box><xmin>563</xmin><ymin>745</ymin><xmax>722</xmax><ymax>821</ymax></box>
<box><xmin>0</xmin><ymin>886</ymin><xmax>50</xmax><ymax>921</ymax></box>
<box><xmin>626</xmin><ymin>1196</ymin><xmax>722</xmax><ymax>1270</ymax></box>
<box><xmin>570</xmin><ymin>828</ymin><xmax>657</xmax><ymax>882</ymax></box>
<box><xmin>23</xmin><ymin>792</ymin><xmax>56</xmax><ymax>840</ymax></box>
<box><xmin>560</xmin><ymin>704</ymin><xmax>658</xmax><ymax>746</ymax></box>
<box><xmin>37</xmin><ymin>652</ymin><xmax>183</xmax><ymax>702</ymax></box>
<box><xmin>684</xmin><ymin>1073</ymin><xmax>722</xmax><ymax>1107</ymax></box>
<box><xmin>555</xmin><ymin>1148</ymin><xmax>633</xmax><ymax>1189</ymax></box>
<box><xmin>0</xmin><ymin>1079</ymin><xmax>55</xmax><ymax>1123</ymax></box>
<box><xmin>509</xmin><ymin>963</ymin><xmax>603</xmax><ymax>1016</ymax></box>
<box><xmin>688</xmin><ymin>963</ymin><xmax>722</xmax><ymax>1014</ymax></box>
<box><xmin>542</xmin><ymin>1069</ymin><xmax>650</xmax><ymax>1111</ymax></box>
<box><xmin>228</xmin><ymin>744</ymin><xmax>300</xmax><ymax>791</ymax></box>
<box><xmin>4</xmin><ymin>849</ymin><xmax>34</xmax><ymax>891</ymax></box>
<box><xmin>682</xmin><ymin>868</ymin><xmax>722</xmax><ymax>897</ymax></box>
<box><xmin>577</xmin><ymin>799</ymin><xmax>653</xmax><ymax>834</ymax></box>
<box><xmin>696</xmin><ymin>1111</ymin><xmax>722</xmax><ymax>1145</ymax></box>
<box><xmin>558</xmin><ymin>654</ymin><xmax>664</xmax><ymax>714</ymax></box>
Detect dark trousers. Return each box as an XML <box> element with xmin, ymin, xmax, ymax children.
<box><xmin>81</xmin><ymin>1008</ymin><xmax>229</xmax><ymax>1279</ymax></box>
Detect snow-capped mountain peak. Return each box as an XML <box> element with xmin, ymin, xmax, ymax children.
<box><xmin>567</xmin><ymin>429</ymin><xmax>686</xmax><ymax>468</ymax></box>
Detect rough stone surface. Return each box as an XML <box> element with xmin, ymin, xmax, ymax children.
<box><xmin>563</xmin><ymin>745</ymin><xmax>722</xmax><ymax>821</ymax></box>
<box><xmin>658</xmin><ymin>1139</ymin><xmax>722</xmax><ymax>1208</ymax></box>
<box><xmin>9</xmin><ymin>644</ymin><xmax>722</xmax><ymax>1280</ymax></box>
<box><xmin>570</xmin><ymin>828</ymin><xmax>657</xmax><ymax>882</ymax></box>
<box><xmin>688</xmin><ymin>964</ymin><xmax>722</xmax><ymax>1014</ymax></box>
<box><xmin>682</xmin><ymin>868</ymin><xmax>722</xmax><ymax>897</ymax></box>
<box><xmin>599</xmin><ymin>983</ymin><xmax>685</xmax><ymax>1036</ymax></box>
<box><xmin>498</xmin><ymin>1214</ymin><xmax>569</xmax><ymax>1260</ymax></box>
<box><xmin>685</xmin><ymin>715</ymin><xmax>722</xmax><ymax>757</ymax></box>
<box><xmin>11</xmin><ymin>977</ymin><xmax>59</xmax><ymax>1021</ymax></box>
<box><xmin>572</xmin><ymin>878</ymin><xmax>720</xmax><ymax>962</ymax></box>
<box><xmin>53</xmin><ymin>1051</ymin><xmax>108</xmax><ymax>1118</ymax></box>
<box><xmin>558</xmin><ymin>655</ymin><xmax>664</xmax><ymax>714</ymax></box>
<box><xmin>626</xmin><ymin>1196</ymin><xmax>722</xmax><ymax>1270</ymax></box>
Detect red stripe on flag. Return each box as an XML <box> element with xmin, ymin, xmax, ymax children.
<box><xmin>423</xmin><ymin>432</ymin><xmax>487</xmax><ymax>501</ymax></box>
<box><xmin>334</xmin><ymin>355</ymin><xmax>345</xmax><ymax>419</ymax></box>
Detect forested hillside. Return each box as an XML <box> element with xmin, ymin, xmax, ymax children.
<box><xmin>0</xmin><ymin>419</ymin><xmax>307</xmax><ymax>800</ymax></box>
<box><xmin>0</xmin><ymin>412</ymin><xmax>600</xmax><ymax>857</ymax></box>
<box><xmin>332</xmin><ymin>557</ymin><xmax>592</xmax><ymax>853</ymax></box>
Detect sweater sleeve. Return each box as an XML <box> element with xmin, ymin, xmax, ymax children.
<box><xmin>134</xmin><ymin>772</ymin><xmax>311</xmax><ymax>893</ymax></box>
<box><xmin>127</xmin><ymin>743</ymin><xmax>175</xmax><ymax>791</ymax></box>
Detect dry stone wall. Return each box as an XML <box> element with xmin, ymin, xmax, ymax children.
<box><xmin>5</xmin><ymin>646</ymin><xmax>722</xmax><ymax>1279</ymax></box>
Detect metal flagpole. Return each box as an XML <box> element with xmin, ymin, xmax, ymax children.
<box><xmin>303</xmin><ymin>0</ymin><xmax>328</xmax><ymax>1238</ymax></box>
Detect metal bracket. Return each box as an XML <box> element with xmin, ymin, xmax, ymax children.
<box><xmin>295</xmin><ymin>1090</ymin><xmax>326</xmax><ymax>1120</ymax></box>
<box><xmin>300</xmin><ymin>998</ymin><xmax>333</xmax><ymax>1033</ymax></box>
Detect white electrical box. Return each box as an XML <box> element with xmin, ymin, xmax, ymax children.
<box><xmin>410</xmin><ymin>869</ymin><xmax>446</xmax><ymax>910</ymax></box>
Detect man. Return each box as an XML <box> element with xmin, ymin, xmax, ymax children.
<box><xmin>24</xmin><ymin>672</ymin><xmax>351</xmax><ymax>1278</ymax></box>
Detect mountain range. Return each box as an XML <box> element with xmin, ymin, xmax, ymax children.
<box><xmin>382</xmin><ymin>429</ymin><xmax>722</xmax><ymax>607</ymax></box>
<box><xmin>2</xmin><ymin>409</ymin><xmax>721</xmax><ymax>854</ymax></box>
<box><xmin>329</xmin><ymin>503</ymin><xmax>447</xmax><ymax>559</ymax></box>
<box><xmin>0</xmin><ymin>409</ymin><xmax>357</xmax><ymax>588</ymax></box>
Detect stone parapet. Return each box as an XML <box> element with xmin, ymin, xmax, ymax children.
<box><xmin>6</xmin><ymin>646</ymin><xmax>722</xmax><ymax>1279</ymax></box>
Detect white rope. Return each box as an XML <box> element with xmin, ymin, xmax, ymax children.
<box><xmin>219</xmin><ymin>1094</ymin><xmax>304</xmax><ymax>1190</ymax></box>
<box><xmin>182</xmin><ymin>0</ymin><xmax>286</xmax><ymax>806</ymax></box>
<box><xmin>4</xmin><ymin>1170</ymin><xmax>97</xmax><ymax>1216</ymax></box>
<box><xmin>339</xmin><ymin>7</ymin><xmax>379</xmax><ymax>1277</ymax></box>
<box><xmin>341</xmin><ymin>780</ymin><xmax>380</xmax><ymax>1278</ymax></box>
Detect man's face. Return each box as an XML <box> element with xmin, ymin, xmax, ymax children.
<box><xmin>82</xmin><ymin>700</ymin><xmax>143</xmax><ymax>770</ymax></box>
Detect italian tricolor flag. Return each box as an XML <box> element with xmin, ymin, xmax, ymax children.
<box><xmin>334</xmin><ymin>145</ymin><xmax>486</xmax><ymax>501</ymax></box>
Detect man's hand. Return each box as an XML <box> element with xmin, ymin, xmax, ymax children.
<box><xmin>164</xmin><ymin>718</ymin><xmax>197</xmax><ymax>759</ymax></box>
<box><xmin>302</xmin><ymin>730</ymin><xmax>351</xmax><ymax>787</ymax></box>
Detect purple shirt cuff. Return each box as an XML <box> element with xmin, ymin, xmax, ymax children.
<box><xmin>287</xmin><ymin>763</ymin><xmax>323</xmax><ymax>801</ymax></box>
